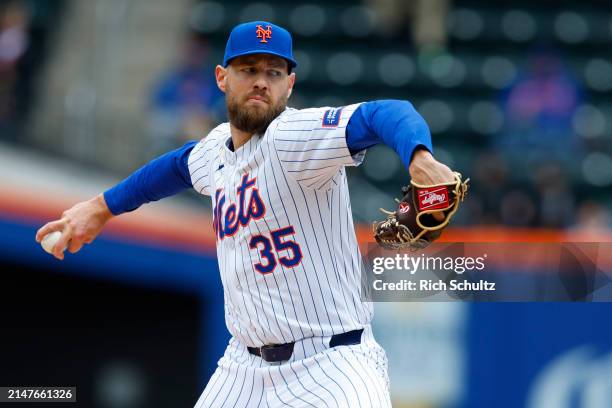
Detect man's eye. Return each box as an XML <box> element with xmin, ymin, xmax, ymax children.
<box><xmin>269</xmin><ymin>70</ymin><xmax>281</xmax><ymax>77</ymax></box>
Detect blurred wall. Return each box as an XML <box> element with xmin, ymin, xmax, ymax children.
<box><xmin>27</xmin><ymin>0</ymin><xmax>191</xmax><ymax>172</ymax></box>
<box><xmin>0</xmin><ymin>261</ymin><xmax>201</xmax><ymax>408</ymax></box>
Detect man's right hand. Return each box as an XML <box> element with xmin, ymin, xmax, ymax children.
<box><xmin>35</xmin><ymin>194</ymin><xmax>114</xmax><ymax>260</ymax></box>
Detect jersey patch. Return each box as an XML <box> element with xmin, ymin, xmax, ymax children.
<box><xmin>321</xmin><ymin>108</ymin><xmax>343</xmax><ymax>128</ymax></box>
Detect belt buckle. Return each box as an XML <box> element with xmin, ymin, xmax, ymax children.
<box><xmin>256</xmin><ymin>345</ymin><xmax>267</xmax><ymax>357</ymax></box>
<box><xmin>259</xmin><ymin>344</ymin><xmax>277</xmax><ymax>362</ymax></box>
<box><xmin>260</xmin><ymin>343</ymin><xmax>294</xmax><ymax>363</ymax></box>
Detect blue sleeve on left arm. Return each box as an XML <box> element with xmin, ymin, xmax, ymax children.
<box><xmin>346</xmin><ymin>100</ymin><xmax>433</xmax><ymax>168</ymax></box>
<box><xmin>103</xmin><ymin>141</ymin><xmax>196</xmax><ymax>215</ymax></box>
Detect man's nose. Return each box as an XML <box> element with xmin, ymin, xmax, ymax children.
<box><xmin>253</xmin><ymin>73</ymin><xmax>269</xmax><ymax>89</ymax></box>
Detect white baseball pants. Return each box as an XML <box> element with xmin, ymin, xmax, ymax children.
<box><xmin>194</xmin><ymin>325</ymin><xmax>391</xmax><ymax>407</ymax></box>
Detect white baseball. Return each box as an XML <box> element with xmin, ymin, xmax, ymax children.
<box><xmin>41</xmin><ymin>231</ymin><xmax>65</xmax><ymax>254</ymax></box>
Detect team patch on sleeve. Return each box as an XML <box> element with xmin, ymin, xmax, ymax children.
<box><xmin>321</xmin><ymin>107</ymin><xmax>343</xmax><ymax>128</ymax></box>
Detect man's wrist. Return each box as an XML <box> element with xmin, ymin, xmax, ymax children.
<box><xmin>92</xmin><ymin>194</ymin><xmax>114</xmax><ymax>221</ymax></box>
<box><xmin>409</xmin><ymin>147</ymin><xmax>433</xmax><ymax>167</ymax></box>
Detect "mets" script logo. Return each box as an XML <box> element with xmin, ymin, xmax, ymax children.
<box><xmin>256</xmin><ymin>25</ymin><xmax>272</xmax><ymax>43</ymax></box>
<box><xmin>214</xmin><ymin>173</ymin><xmax>266</xmax><ymax>240</ymax></box>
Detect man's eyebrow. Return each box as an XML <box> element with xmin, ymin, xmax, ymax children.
<box><xmin>235</xmin><ymin>57</ymin><xmax>257</xmax><ymax>65</ymax></box>
<box><xmin>268</xmin><ymin>60</ymin><xmax>286</xmax><ymax>68</ymax></box>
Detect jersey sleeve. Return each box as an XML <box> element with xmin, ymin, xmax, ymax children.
<box><xmin>103</xmin><ymin>141</ymin><xmax>196</xmax><ymax>216</ymax></box>
<box><xmin>187</xmin><ymin>136</ymin><xmax>217</xmax><ymax>196</ymax></box>
<box><xmin>271</xmin><ymin>103</ymin><xmax>366</xmax><ymax>189</ymax></box>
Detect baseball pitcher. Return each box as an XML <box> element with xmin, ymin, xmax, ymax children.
<box><xmin>36</xmin><ymin>21</ymin><xmax>467</xmax><ymax>407</ymax></box>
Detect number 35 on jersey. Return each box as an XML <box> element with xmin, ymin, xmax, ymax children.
<box><xmin>213</xmin><ymin>173</ymin><xmax>303</xmax><ymax>274</ymax></box>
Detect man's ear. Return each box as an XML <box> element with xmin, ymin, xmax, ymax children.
<box><xmin>215</xmin><ymin>65</ymin><xmax>227</xmax><ymax>93</ymax></box>
<box><xmin>287</xmin><ymin>72</ymin><xmax>296</xmax><ymax>98</ymax></box>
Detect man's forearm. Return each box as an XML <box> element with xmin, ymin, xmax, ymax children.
<box><xmin>103</xmin><ymin>141</ymin><xmax>196</xmax><ymax>215</ymax></box>
<box><xmin>346</xmin><ymin>100</ymin><xmax>433</xmax><ymax>167</ymax></box>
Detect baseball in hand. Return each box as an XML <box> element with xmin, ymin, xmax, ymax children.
<box><xmin>41</xmin><ymin>231</ymin><xmax>65</xmax><ymax>254</ymax></box>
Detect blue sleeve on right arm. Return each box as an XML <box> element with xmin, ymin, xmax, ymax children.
<box><xmin>103</xmin><ymin>141</ymin><xmax>197</xmax><ymax>215</ymax></box>
<box><xmin>346</xmin><ymin>100</ymin><xmax>433</xmax><ymax>168</ymax></box>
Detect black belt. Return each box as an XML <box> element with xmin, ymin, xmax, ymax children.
<box><xmin>248</xmin><ymin>329</ymin><xmax>364</xmax><ymax>363</ymax></box>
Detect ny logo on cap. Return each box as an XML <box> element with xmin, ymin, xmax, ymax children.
<box><xmin>256</xmin><ymin>25</ymin><xmax>272</xmax><ymax>43</ymax></box>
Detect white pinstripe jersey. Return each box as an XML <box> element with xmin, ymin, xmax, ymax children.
<box><xmin>188</xmin><ymin>103</ymin><xmax>373</xmax><ymax>348</ymax></box>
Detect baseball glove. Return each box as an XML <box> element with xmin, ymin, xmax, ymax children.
<box><xmin>373</xmin><ymin>172</ymin><xmax>469</xmax><ymax>250</ymax></box>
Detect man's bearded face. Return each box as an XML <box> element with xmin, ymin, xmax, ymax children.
<box><xmin>222</xmin><ymin>54</ymin><xmax>293</xmax><ymax>135</ymax></box>
<box><xmin>225</xmin><ymin>81</ymin><xmax>288</xmax><ymax>135</ymax></box>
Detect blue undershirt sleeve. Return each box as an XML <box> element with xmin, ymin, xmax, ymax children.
<box><xmin>103</xmin><ymin>141</ymin><xmax>197</xmax><ymax>216</ymax></box>
<box><xmin>346</xmin><ymin>100</ymin><xmax>433</xmax><ymax>168</ymax></box>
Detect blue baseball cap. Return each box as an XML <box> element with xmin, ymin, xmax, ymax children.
<box><xmin>223</xmin><ymin>21</ymin><xmax>297</xmax><ymax>68</ymax></box>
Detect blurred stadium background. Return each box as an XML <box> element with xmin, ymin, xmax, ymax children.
<box><xmin>1</xmin><ymin>0</ymin><xmax>612</xmax><ymax>407</ymax></box>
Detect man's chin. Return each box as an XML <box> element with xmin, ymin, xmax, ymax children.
<box><xmin>243</xmin><ymin>102</ymin><xmax>269</xmax><ymax>114</ymax></box>
<box><xmin>228</xmin><ymin>98</ymin><xmax>286</xmax><ymax>134</ymax></box>
<box><xmin>243</xmin><ymin>105</ymin><xmax>273</xmax><ymax>122</ymax></box>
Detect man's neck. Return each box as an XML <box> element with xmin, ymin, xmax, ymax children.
<box><xmin>229</xmin><ymin>124</ymin><xmax>254</xmax><ymax>151</ymax></box>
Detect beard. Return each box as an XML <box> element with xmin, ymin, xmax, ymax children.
<box><xmin>226</xmin><ymin>85</ymin><xmax>288</xmax><ymax>134</ymax></box>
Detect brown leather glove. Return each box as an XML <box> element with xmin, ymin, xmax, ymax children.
<box><xmin>373</xmin><ymin>172</ymin><xmax>469</xmax><ymax>250</ymax></box>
